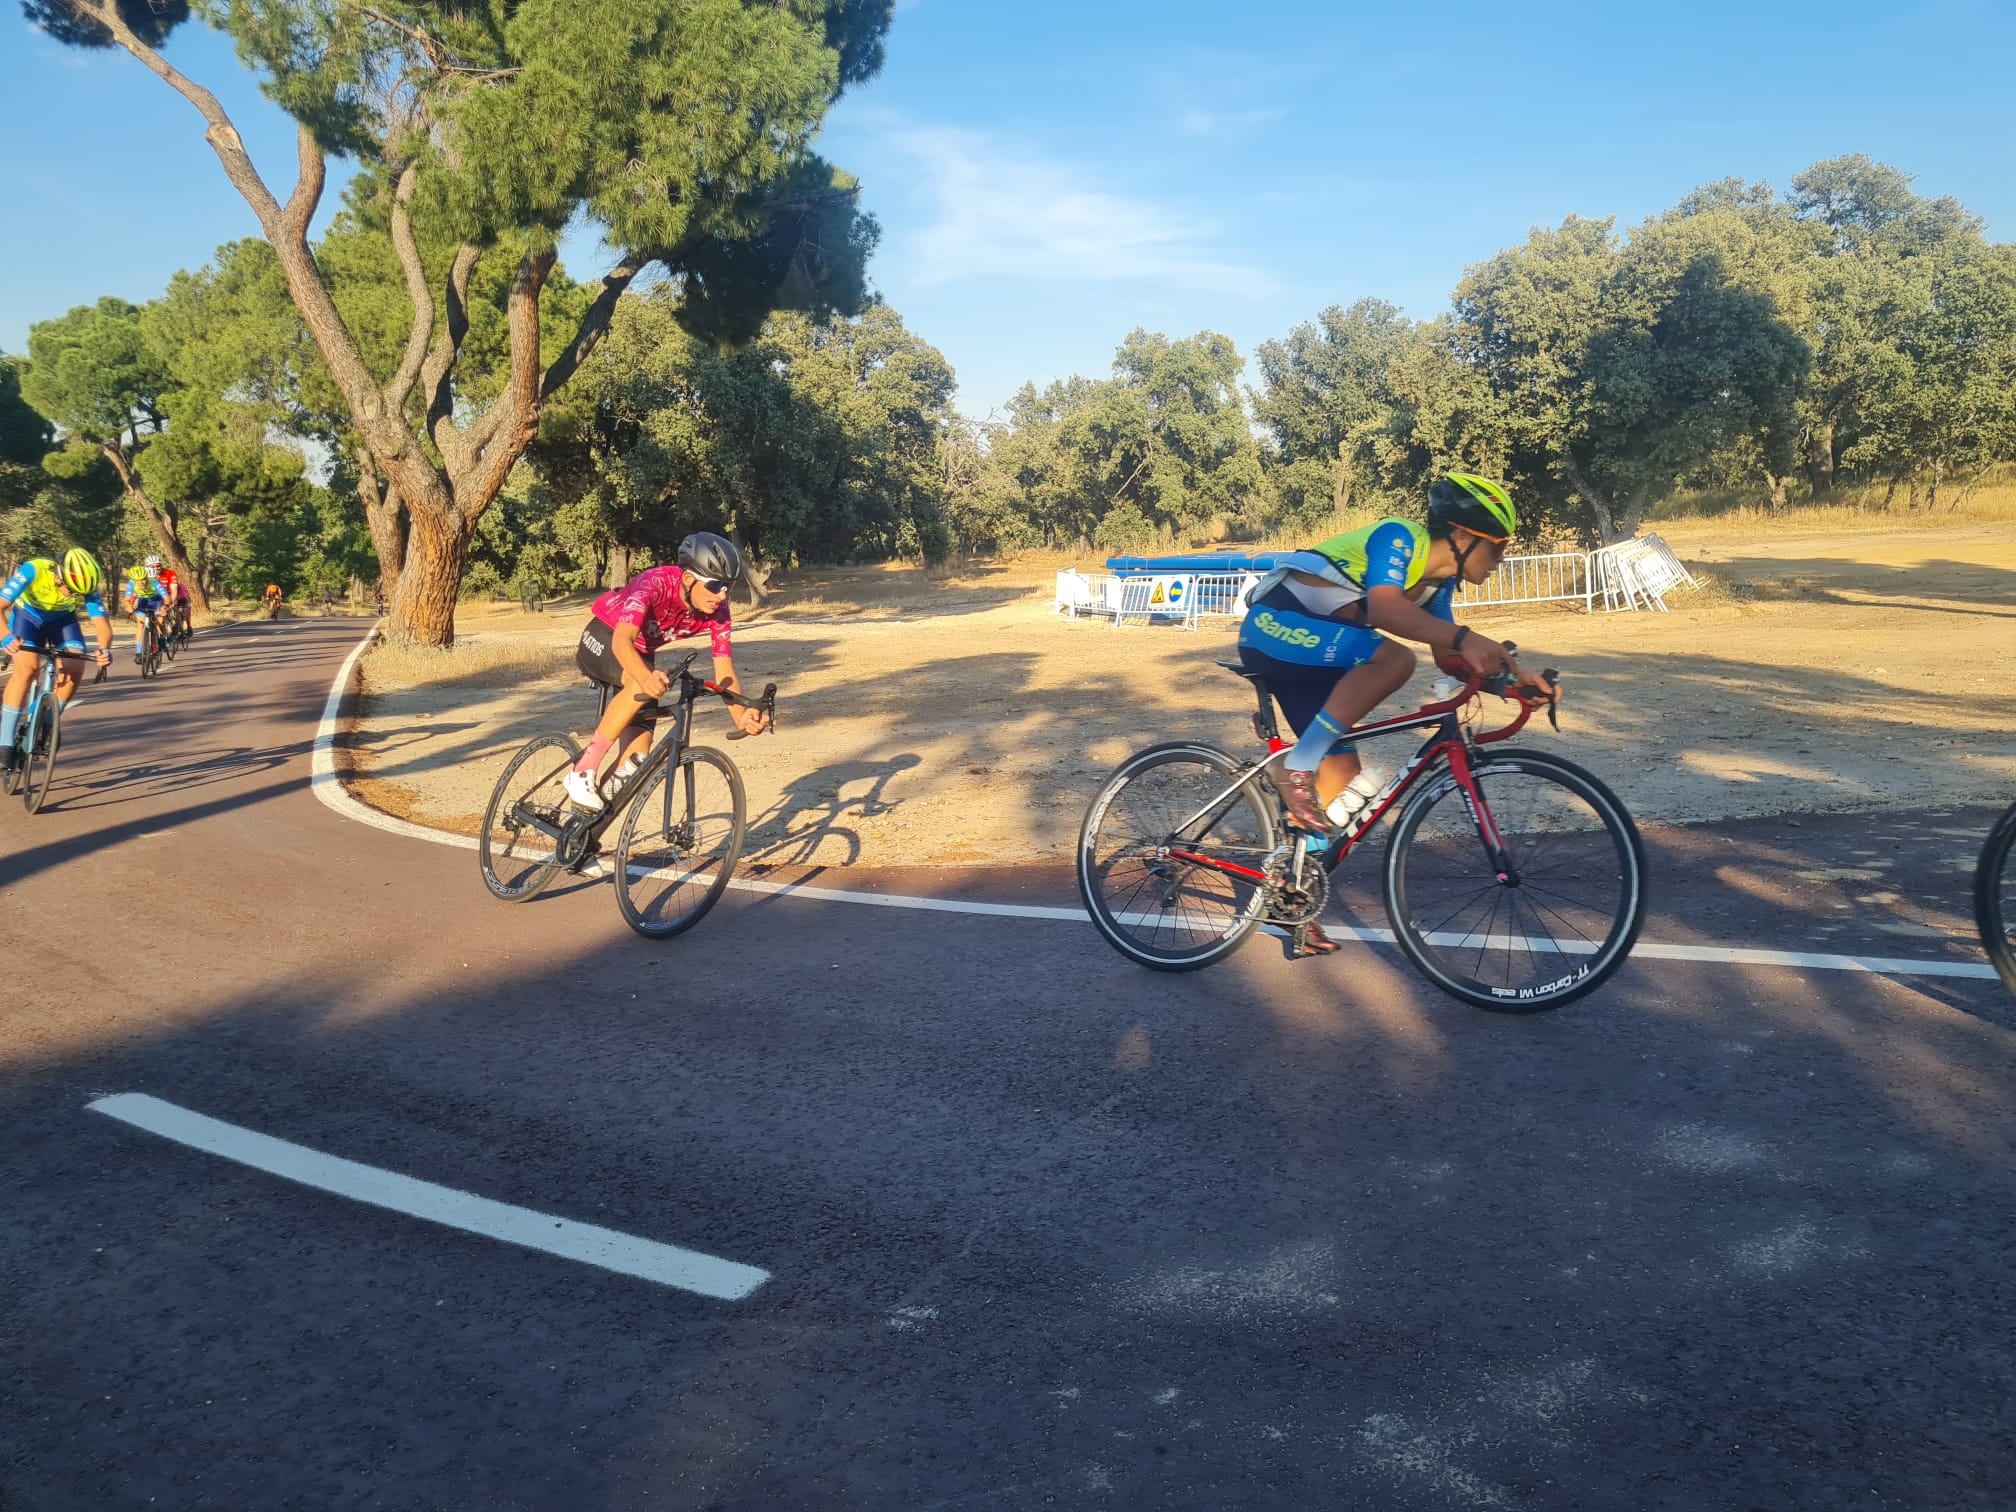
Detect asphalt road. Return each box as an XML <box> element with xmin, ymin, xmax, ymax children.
<box><xmin>1</xmin><ymin>617</ymin><xmax>2011</xmax><ymax>1511</ymax></box>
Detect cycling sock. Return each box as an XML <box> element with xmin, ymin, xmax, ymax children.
<box><xmin>1285</xmin><ymin>711</ymin><xmax>1350</xmax><ymax>773</ymax></box>
<box><xmin>0</xmin><ymin>705</ymin><xmax>18</xmax><ymax>749</ymax></box>
<box><xmin>574</xmin><ymin>734</ymin><xmax>614</xmax><ymax>776</ymax></box>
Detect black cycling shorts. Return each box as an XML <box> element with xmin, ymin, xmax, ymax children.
<box><xmin>576</xmin><ymin>617</ymin><xmax>664</xmax><ymax>724</ymax></box>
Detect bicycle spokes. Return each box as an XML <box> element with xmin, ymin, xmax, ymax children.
<box><xmin>1387</xmin><ymin>756</ymin><xmax>1643</xmax><ymax>1008</ymax></box>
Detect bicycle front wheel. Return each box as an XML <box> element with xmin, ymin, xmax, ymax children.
<box><xmin>613</xmin><ymin>746</ymin><xmax>746</xmax><ymax>939</ymax></box>
<box><xmin>1077</xmin><ymin>741</ymin><xmax>1280</xmax><ymax>971</ymax></box>
<box><xmin>22</xmin><ymin>695</ymin><xmax>59</xmax><ymax>814</ymax></box>
<box><xmin>1384</xmin><ymin>749</ymin><xmax>1647</xmax><ymax>1011</ymax></box>
<box><xmin>1975</xmin><ymin>802</ymin><xmax>2016</xmax><ymax>995</ymax></box>
<box><xmin>478</xmin><ymin>734</ymin><xmax>581</xmax><ymax>901</ymax></box>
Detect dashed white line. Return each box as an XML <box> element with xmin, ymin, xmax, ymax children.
<box><xmin>88</xmin><ymin>1093</ymin><xmax>768</xmax><ymax>1300</ymax></box>
<box><xmin>309</xmin><ymin>627</ymin><xmax>1999</xmax><ymax>983</ymax></box>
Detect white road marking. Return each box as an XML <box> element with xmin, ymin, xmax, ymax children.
<box><xmin>310</xmin><ymin>628</ymin><xmax>2000</xmax><ymax>982</ymax></box>
<box><xmin>88</xmin><ymin>1093</ymin><xmax>768</xmax><ymax>1300</ymax></box>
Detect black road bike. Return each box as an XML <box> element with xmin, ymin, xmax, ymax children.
<box><xmin>1975</xmin><ymin>802</ymin><xmax>2016</xmax><ymax>994</ymax></box>
<box><xmin>479</xmin><ymin>652</ymin><xmax>777</xmax><ymax>939</ymax></box>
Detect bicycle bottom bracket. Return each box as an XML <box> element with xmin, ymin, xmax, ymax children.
<box><xmin>556</xmin><ymin>819</ymin><xmax>595</xmax><ymax>869</ymax></box>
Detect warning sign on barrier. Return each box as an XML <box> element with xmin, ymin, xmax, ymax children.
<box><xmin>1148</xmin><ymin>575</ymin><xmax>1187</xmax><ymax>608</ymax></box>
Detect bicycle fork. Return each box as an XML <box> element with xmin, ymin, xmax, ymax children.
<box><xmin>1443</xmin><ymin>743</ymin><xmax>1517</xmax><ymax>884</ymax></box>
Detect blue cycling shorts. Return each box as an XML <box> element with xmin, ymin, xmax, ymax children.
<box><xmin>1236</xmin><ymin>606</ymin><xmax>1387</xmax><ymax>737</ymax></box>
<box><xmin>6</xmin><ymin>605</ymin><xmax>85</xmax><ymax>655</ymax></box>
<box><xmin>135</xmin><ymin>594</ymin><xmax>164</xmax><ymax>614</ymax></box>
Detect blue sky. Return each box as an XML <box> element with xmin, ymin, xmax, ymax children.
<box><xmin>3</xmin><ymin>0</ymin><xmax>2011</xmax><ymax>418</ymax></box>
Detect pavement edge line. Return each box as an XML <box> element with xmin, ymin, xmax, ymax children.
<box><xmin>307</xmin><ymin>626</ymin><xmax>1997</xmax><ymax>982</ymax></box>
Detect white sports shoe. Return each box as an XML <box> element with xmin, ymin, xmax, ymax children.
<box><xmin>569</xmin><ymin>853</ymin><xmax>608</xmax><ymax>880</ymax></box>
<box><xmin>563</xmin><ymin>766</ymin><xmax>605</xmax><ymax>812</ymax></box>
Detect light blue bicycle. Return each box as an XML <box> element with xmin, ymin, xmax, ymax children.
<box><xmin>1</xmin><ymin>648</ymin><xmax>104</xmax><ymax>814</ymax></box>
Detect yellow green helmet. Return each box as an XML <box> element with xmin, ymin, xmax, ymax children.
<box><xmin>1428</xmin><ymin>473</ymin><xmax>1518</xmax><ymax>539</ymax></box>
<box><xmin>60</xmin><ymin>548</ymin><xmax>101</xmax><ymax>596</ymax></box>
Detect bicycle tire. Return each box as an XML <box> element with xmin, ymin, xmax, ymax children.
<box><xmin>139</xmin><ymin>625</ymin><xmax>159</xmax><ymax>680</ymax></box>
<box><xmin>1384</xmin><ymin>748</ymin><xmax>1647</xmax><ymax>1011</ymax></box>
<box><xmin>478</xmin><ymin>733</ymin><xmax>582</xmax><ymax>902</ymax></box>
<box><xmin>1974</xmin><ymin>801</ymin><xmax>2016</xmax><ymax>995</ymax></box>
<box><xmin>22</xmin><ymin>693</ymin><xmax>59</xmax><ymax>814</ymax></box>
<box><xmin>613</xmin><ymin>745</ymin><xmax>746</xmax><ymax>939</ymax></box>
<box><xmin>1</xmin><ymin>721</ymin><xmax>24</xmax><ymax>797</ymax></box>
<box><xmin>1078</xmin><ymin>741</ymin><xmax>1281</xmax><ymax>971</ymax></box>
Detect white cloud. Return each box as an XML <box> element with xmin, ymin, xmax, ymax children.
<box><xmin>1175</xmin><ymin>105</ymin><xmax>1285</xmax><ymax>140</ymax></box>
<box><xmin>870</xmin><ymin>120</ymin><xmax>1277</xmax><ymax>297</ymax></box>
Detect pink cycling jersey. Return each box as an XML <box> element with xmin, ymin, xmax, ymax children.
<box><xmin>591</xmin><ymin>564</ymin><xmax>732</xmax><ymax>659</ymax></box>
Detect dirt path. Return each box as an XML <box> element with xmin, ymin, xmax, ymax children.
<box><xmin>342</xmin><ymin>523</ymin><xmax>2016</xmax><ymax>867</ymax></box>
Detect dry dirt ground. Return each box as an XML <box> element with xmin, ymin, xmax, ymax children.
<box><xmin>340</xmin><ymin>521</ymin><xmax>2016</xmax><ymax>868</ymax></box>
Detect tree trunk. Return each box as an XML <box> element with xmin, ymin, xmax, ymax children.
<box><xmin>1559</xmin><ymin>454</ymin><xmax>1622</xmax><ymax>543</ymax></box>
<box><xmin>390</xmin><ymin>510</ymin><xmax>469</xmax><ymax>647</ymax></box>
<box><xmin>101</xmin><ymin>444</ymin><xmax>209</xmax><ymax>612</ymax></box>
<box><xmin>1806</xmin><ymin>422</ymin><xmax>1835</xmax><ymax>500</ymax></box>
<box><xmin>1616</xmin><ymin>482</ymin><xmax>1653</xmax><ymax>539</ymax></box>
<box><xmin>358</xmin><ymin>463</ymin><xmax>408</xmax><ymax>603</ymax></box>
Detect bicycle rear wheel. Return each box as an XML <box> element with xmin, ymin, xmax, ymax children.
<box><xmin>1384</xmin><ymin>749</ymin><xmax>1646</xmax><ymax>1011</ymax></box>
<box><xmin>139</xmin><ymin>628</ymin><xmax>159</xmax><ymax>679</ymax></box>
<box><xmin>613</xmin><ymin>746</ymin><xmax>746</xmax><ymax>939</ymax></box>
<box><xmin>1077</xmin><ymin>741</ymin><xmax>1280</xmax><ymax>971</ymax></box>
<box><xmin>21</xmin><ymin>695</ymin><xmax>59</xmax><ymax>814</ymax></box>
<box><xmin>478</xmin><ymin>734</ymin><xmax>581</xmax><ymax>901</ymax></box>
<box><xmin>1975</xmin><ymin>802</ymin><xmax>2016</xmax><ymax>995</ymax></box>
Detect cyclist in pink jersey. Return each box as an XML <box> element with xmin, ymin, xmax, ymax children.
<box><xmin>564</xmin><ymin>531</ymin><xmax>768</xmax><ymax>814</ymax></box>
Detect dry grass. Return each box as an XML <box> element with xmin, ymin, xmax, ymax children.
<box><xmin>1654</xmin><ymin>478</ymin><xmax>2016</xmax><ymax>542</ymax></box>
<box><xmin>361</xmin><ymin>625</ymin><xmax>571</xmax><ymax>693</ymax></box>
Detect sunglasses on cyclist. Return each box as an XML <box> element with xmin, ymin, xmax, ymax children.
<box><xmin>695</xmin><ymin>576</ymin><xmax>732</xmax><ymax>594</ymax></box>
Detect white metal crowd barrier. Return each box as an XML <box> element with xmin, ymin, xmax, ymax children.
<box><xmin>1455</xmin><ymin>549</ymin><xmax>1596</xmax><ymax>612</ymax></box>
<box><xmin>1053</xmin><ymin>569</ymin><xmax>1263</xmax><ymax>630</ymax></box>
<box><xmin>1055</xmin><ymin>536</ymin><xmax>1696</xmax><ymax>630</ymax></box>
<box><xmin>1591</xmin><ymin>534</ymin><xmax>1699</xmax><ymax>612</ymax></box>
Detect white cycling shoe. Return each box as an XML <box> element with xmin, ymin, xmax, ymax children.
<box><xmin>562</xmin><ymin>766</ymin><xmax>605</xmax><ymax>812</ymax></box>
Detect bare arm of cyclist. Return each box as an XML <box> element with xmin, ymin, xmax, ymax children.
<box><xmin>1362</xmin><ymin>585</ymin><xmax>1556</xmax><ymax>699</ymax></box>
<box><xmin>712</xmin><ymin>652</ymin><xmax>768</xmax><ymax>735</ymax></box>
<box><xmin>612</xmin><ymin>620</ymin><xmax>671</xmax><ymax>700</ymax></box>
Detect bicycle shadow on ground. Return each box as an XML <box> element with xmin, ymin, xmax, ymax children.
<box><xmin>739</xmin><ymin>753</ymin><xmax>924</xmax><ymax>871</ymax></box>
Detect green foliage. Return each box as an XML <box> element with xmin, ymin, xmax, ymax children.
<box><xmin>1246</xmin><ymin>155</ymin><xmax>2007</xmax><ymax>545</ymax></box>
<box><xmin>570</xmin><ymin>292</ymin><xmax>955</xmax><ymax>567</ymax></box>
<box><xmin>19</xmin><ymin>297</ymin><xmax>169</xmax><ymax>446</ymax></box>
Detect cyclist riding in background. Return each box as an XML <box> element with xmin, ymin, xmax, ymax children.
<box><xmin>1238</xmin><ymin>473</ymin><xmax>1558</xmax><ymax>836</ymax></box>
<box><xmin>122</xmin><ymin>556</ymin><xmax>167</xmax><ymax>663</ymax></box>
<box><xmin>158</xmin><ymin>563</ymin><xmax>192</xmax><ymax>639</ymax></box>
<box><xmin>565</xmin><ymin>531</ymin><xmax>769</xmax><ymax>814</ymax></box>
<box><xmin>263</xmin><ymin>582</ymin><xmax>283</xmax><ymax>617</ymax></box>
<box><xmin>0</xmin><ymin>549</ymin><xmax>113</xmax><ymax>773</ymax></box>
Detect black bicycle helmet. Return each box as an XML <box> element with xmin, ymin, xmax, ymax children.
<box><xmin>676</xmin><ymin>531</ymin><xmax>743</xmax><ymax>585</ymax></box>
<box><xmin>1426</xmin><ymin>473</ymin><xmax>1519</xmax><ymax>539</ymax></box>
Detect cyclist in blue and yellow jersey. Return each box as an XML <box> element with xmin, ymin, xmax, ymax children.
<box><xmin>0</xmin><ymin>549</ymin><xmax>113</xmax><ymax>774</ymax></box>
<box><xmin>122</xmin><ymin>555</ymin><xmax>167</xmax><ymax>662</ymax></box>
<box><xmin>1238</xmin><ymin>473</ymin><xmax>1558</xmax><ymax>836</ymax></box>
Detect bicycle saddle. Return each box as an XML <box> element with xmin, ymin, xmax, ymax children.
<box><xmin>1216</xmin><ymin>659</ymin><xmax>1269</xmax><ymax>686</ymax></box>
